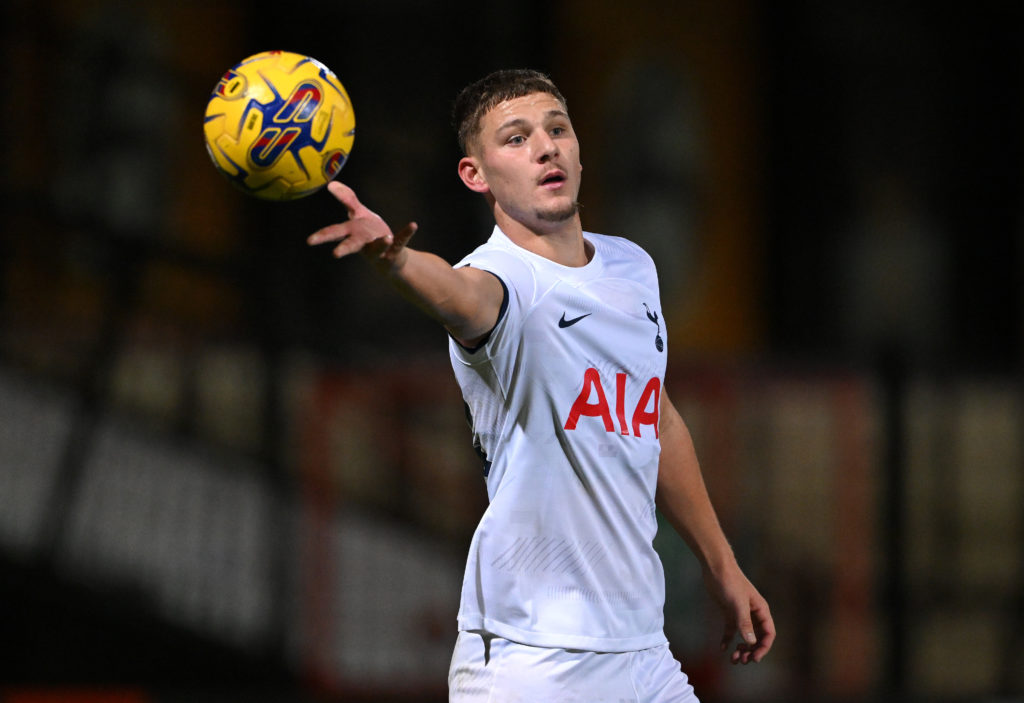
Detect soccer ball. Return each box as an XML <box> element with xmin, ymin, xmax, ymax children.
<box><xmin>203</xmin><ymin>50</ymin><xmax>355</xmax><ymax>201</ymax></box>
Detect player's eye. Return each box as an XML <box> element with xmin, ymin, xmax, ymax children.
<box><xmin>506</xmin><ymin>134</ymin><xmax>526</xmax><ymax>146</ymax></box>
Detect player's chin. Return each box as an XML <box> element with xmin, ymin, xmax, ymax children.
<box><xmin>536</xmin><ymin>200</ymin><xmax>580</xmax><ymax>223</ymax></box>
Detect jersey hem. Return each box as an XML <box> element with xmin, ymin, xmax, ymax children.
<box><xmin>457</xmin><ymin>615</ymin><xmax>669</xmax><ymax>654</ymax></box>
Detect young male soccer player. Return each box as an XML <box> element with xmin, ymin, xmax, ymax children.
<box><xmin>308</xmin><ymin>69</ymin><xmax>774</xmax><ymax>702</ymax></box>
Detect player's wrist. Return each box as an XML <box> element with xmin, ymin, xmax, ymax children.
<box><xmin>365</xmin><ymin>243</ymin><xmax>408</xmax><ymax>277</ymax></box>
<box><xmin>698</xmin><ymin>545</ymin><xmax>740</xmax><ymax>580</ymax></box>
<box><xmin>381</xmin><ymin>247</ymin><xmax>410</xmax><ymax>276</ymax></box>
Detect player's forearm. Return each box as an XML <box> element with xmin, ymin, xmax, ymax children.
<box><xmin>657</xmin><ymin>469</ymin><xmax>737</xmax><ymax>576</ymax></box>
<box><xmin>380</xmin><ymin>247</ymin><xmax>494</xmax><ymax>342</ymax></box>
<box><xmin>656</xmin><ymin>397</ymin><xmax>738</xmax><ymax>576</ymax></box>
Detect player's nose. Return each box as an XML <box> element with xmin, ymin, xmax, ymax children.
<box><xmin>535</xmin><ymin>132</ymin><xmax>559</xmax><ymax>162</ymax></box>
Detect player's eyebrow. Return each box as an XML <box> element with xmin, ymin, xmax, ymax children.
<box><xmin>496</xmin><ymin>117</ymin><xmax>529</xmax><ymax>132</ymax></box>
<box><xmin>496</xmin><ymin>110</ymin><xmax>570</xmax><ymax>133</ymax></box>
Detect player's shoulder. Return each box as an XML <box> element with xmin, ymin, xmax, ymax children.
<box><xmin>460</xmin><ymin>236</ymin><xmax>525</xmax><ymax>269</ymax></box>
<box><xmin>457</xmin><ymin>230</ymin><xmax>535</xmax><ymax>287</ymax></box>
<box><xmin>586</xmin><ymin>231</ymin><xmax>655</xmax><ymax>267</ymax></box>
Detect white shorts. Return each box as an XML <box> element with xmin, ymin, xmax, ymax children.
<box><xmin>448</xmin><ymin>630</ymin><xmax>700</xmax><ymax>703</ymax></box>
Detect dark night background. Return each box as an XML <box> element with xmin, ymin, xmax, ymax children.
<box><xmin>1</xmin><ymin>1</ymin><xmax>1022</xmax><ymax>702</ymax></box>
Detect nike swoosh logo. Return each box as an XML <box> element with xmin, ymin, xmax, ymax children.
<box><xmin>558</xmin><ymin>312</ymin><xmax>592</xmax><ymax>328</ymax></box>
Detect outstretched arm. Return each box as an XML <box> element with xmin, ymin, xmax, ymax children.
<box><xmin>308</xmin><ymin>181</ymin><xmax>504</xmax><ymax>346</ymax></box>
<box><xmin>656</xmin><ymin>390</ymin><xmax>776</xmax><ymax>664</ymax></box>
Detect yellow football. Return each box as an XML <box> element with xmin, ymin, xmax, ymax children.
<box><xmin>203</xmin><ymin>50</ymin><xmax>355</xmax><ymax>200</ymax></box>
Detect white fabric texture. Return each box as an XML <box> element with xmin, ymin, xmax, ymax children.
<box><xmin>449</xmin><ymin>226</ymin><xmax>670</xmax><ymax>652</ymax></box>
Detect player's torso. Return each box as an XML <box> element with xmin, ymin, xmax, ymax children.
<box><xmin>458</xmin><ymin>234</ymin><xmax>671</xmax><ymax>649</ymax></box>
<box><xmin>496</xmin><ymin>235</ymin><xmax>668</xmax><ymax>476</ymax></box>
<box><xmin>472</xmin><ymin>235</ymin><xmax>669</xmax><ymax>558</ymax></box>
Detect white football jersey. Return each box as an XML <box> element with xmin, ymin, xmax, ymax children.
<box><xmin>449</xmin><ymin>225</ymin><xmax>670</xmax><ymax>652</ymax></box>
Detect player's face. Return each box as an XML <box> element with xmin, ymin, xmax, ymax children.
<box><xmin>463</xmin><ymin>92</ymin><xmax>583</xmax><ymax>230</ymax></box>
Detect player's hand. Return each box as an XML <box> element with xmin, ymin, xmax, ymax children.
<box><xmin>307</xmin><ymin>181</ymin><xmax>418</xmax><ymax>273</ymax></box>
<box><xmin>704</xmin><ymin>565</ymin><xmax>775</xmax><ymax>664</ymax></box>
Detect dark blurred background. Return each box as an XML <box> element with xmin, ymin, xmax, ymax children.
<box><xmin>2</xmin><ymin>1</ymin><xmax>1022</xmax><ymax>702</ymax></box>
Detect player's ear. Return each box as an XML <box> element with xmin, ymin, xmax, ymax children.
<box><xmin>458</xmin><ymin>156</ymin><xmax>489</xmax><ymax>194</ymax></box>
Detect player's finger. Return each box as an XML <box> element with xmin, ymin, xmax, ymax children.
<box><xmin>332</xmin><ymin>237</ymin><xmax>366</xmax><ymax>259</ymax></box>
<box><xmin>750</xmin><ymin>637</ymin><xmax>773</xmax><ymax>663</ymax></box>
<box><xmin>362</xmin><ymin>236</ymin><xmax>392</xmax><ymax>261</ymax></box>
<box><xmin>722</xmin><ymin>603</ymin><xmax>756</xmax><ymax>665</ymax></box>
<box><xmin>749</xmin><ymin>606</ymin><xmax>776</xmax><ymax>663</ymax></box>
<box><xmin>308</xmin><ymin>223</ymin><xmax>350</xmax><ymax>245</ymax></box>
<box><xmin>720</xmin><ymin>618</ymin><xmax>737</xmax><ymax>652</ymax></box>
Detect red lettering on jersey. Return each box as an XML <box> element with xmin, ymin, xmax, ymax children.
<box><xmin>564</xmin><ymin>369</ymin><xmax>661</xmax><ymax>438</ymax></box>
<box><xmin>615</xmin><ymin>372</ymin><xmax>629</xmax><ymax>435</ymax></box>
<box><xmin>563</xmin><ymin>367</ymin><xmax>614</xmax><ymax>432</ymax></box>
<box><xmin>631</xmin><ymin>377</ymin><xmax>661</xmax><ymax>438</ymax></box>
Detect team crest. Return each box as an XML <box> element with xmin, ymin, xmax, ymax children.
<box><xmin>642</xmin><ymin>303</ymin><xmax>664</xmax><ymax>352</ymax></box>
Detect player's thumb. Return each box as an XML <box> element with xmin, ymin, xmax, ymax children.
<box><xmin>392</xmin><ymin>222</ymin><xmax>418</xmax><ymax>249</ymax></box>
<box><xmin>327</xmin><ymin>181</ymin><xmax>361</xmax><ymax>213</ymax></box>
<box><xmin>736</xmin><ymin>609</ymin><xmax>757</xmax><ymax>646</ymax></box>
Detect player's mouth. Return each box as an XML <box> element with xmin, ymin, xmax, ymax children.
<box><xmin>539</xmin><ymin>170</ymin><xmax>567</xmax><ymax>189</ymax></box>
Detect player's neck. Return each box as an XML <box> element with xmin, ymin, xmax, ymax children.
<box><xmin>495</xmin><ymin>212</ymin><xmax>590</xmax><ymax>267</ymax></box>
